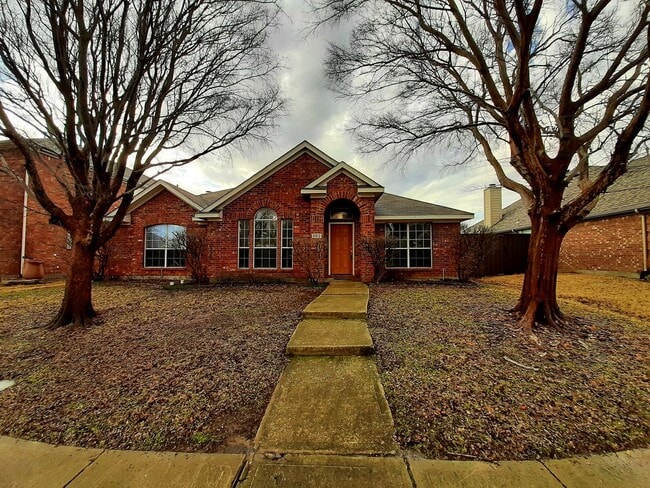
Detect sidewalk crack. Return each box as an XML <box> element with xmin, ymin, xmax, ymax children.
<box><xmin>63</xmin><ymin>449</ymin><xmax>105</xmax><ymax>488</ymax></box>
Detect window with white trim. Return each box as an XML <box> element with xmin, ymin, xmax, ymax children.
<box><xmin>254</xmin><ymin>208</ymin><xmax>277</xmax><ymax>268</ymax></box>
<box><xmin>238</xmin><ymin>220</ymin><xmax>249</xmax><ymax>268</ymax></box>
<box><xmin>386</xmin><ymin>223</ymin><xmax>432</xmax><ymax>268</ymax></box>
<box><xmin>144</xmin><ymin>224</ymin><xmax>186</xmax><ymax>267</ymax></box>
<box><xmin>281</xmin><ymin>220</ymin><xmax>293</xmax><ymax>269</ymax></box>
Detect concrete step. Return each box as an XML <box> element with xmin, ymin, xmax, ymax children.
<box><xmin>302</xmin><ymin>294</ymin><xmax>368</xmax><ymax>320</ymax></box>
<box><xmin>322</xmin><ymin>281</ymin><xmax>369</xmax><ymax>296</ymax></box>
<box><xmin>254</xmin><ymin>356</ymin><xmax>397</xmax><ymax>456</ymax></box>
<box><xmin>286</xmin><ymin>319</ymin><xmax>374</xmax><ymax>356</ymax></box>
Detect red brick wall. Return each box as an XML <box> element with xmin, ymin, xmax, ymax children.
<box><xmin>213</xmin><ymin>153</ymin><xmax>332</xmax><ymax>278</ymax></box>
<box><xmin>560</xmin><ymin>214</ymin><xmax>648</xmax><ymax>274</ymax></box>
<box><xmin>107</xmin><ymin>190</ymin><xmax>204</xmax><ymax>278</ymax></box>
<box><xmin>0</xmin><ymin>148</ymin><xmax>71</xmax><ymax>278</ymax></box>
<box><xmin>0</xmin><ymin>148</ymin><xmax>25</xmax><ymax>277</ymax></box>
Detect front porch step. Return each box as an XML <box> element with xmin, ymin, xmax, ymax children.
<box><xmin>302</xmin><ymin>293</ymin><xmax>368</xmax><ymax>320</ymax></box>
<box><xmin>286</xmin><ymin>319</ymin><xmax>374</xmax><ymax>356</ymax></box>
<box><xmin>321</xmin><ymin>281</ymin><xmax>368</xmax><ymax>296</ymax></box>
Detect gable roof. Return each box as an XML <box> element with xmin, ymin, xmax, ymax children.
<box><xmin>375</xmin><ymin>193</ymin><xmax>474</xmax><ymax>222</ymax></box>
<box><xmin>301</xmin><ymin>161</ymin><xmax>384</xmax><ymax>196</ymax></box>
<box><xmin>125</xmin><ymin>180</ymin><xmax>231</xmax><ymax>216</ymax></box>
<box><xmin>113</xmin><ymin>141</ymin><xmax>473</xmax><ymax>223</ymax></box>
<box><xmin>477</xmin><ymin>155</ymin><xmax>650</xmax><ymax>233</ymax></box>
<box><xmin>202</xmin><ymin>141</ymin><xmax>340</xmax><ymax>212</ymax></box>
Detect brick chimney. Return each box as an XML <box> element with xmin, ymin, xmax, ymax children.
<box><xmin>483</xmin><ymin>184</ymin><xmax>502</xmax><ymax>228</ymax></box>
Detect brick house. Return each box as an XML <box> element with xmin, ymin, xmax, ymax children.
<box><xmin>1</xmin><ymin>140</ymin><xmax>473</xmax><ymax>282</ymax></box>
<box><xmin>0</xmin><ymin>140</ymin><xmax>72</xmax><ymax>279</ymax></box>
<box><xmin>106</xmin><ymin>141</ymin><xmax>473</xmax><ymax>282</ymax></box>
<box><xmin>476</xmin><ymin>156</ymin><xmax>650</xmax><ymax>278</ymax></box>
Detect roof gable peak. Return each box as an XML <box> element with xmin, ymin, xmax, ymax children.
<box><xmin>202</xmin><ymin>140</ymin><xmax>339</xmax><ymax>212</ymax></box>
<box><xmin>303</xmin><ymin>160</ymin><xmax>383</xmax><ymax>190</ymax></box>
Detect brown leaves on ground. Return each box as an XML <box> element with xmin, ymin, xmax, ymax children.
<box><xmin>0</xmin><ymin>282</ymin><xmax>319</xmax><ymax>452</ymax></box>
<box><xmin>368</xmin><ymin>279</ymin><xmax>649</xmax><ymax>461</ymax></box>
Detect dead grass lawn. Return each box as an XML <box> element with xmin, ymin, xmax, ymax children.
<box><xmin>369</xmin><ymin>278</ymin><xmax>649</xmax><ymax>461</ymax></box>
<box><xmin>481</xmin><ymin>273</ymin><xmax>650</xmax><ymax>322</ymax></box>
<box><xmin>0</xmin><ymin>282</ymin><xmax>319</xmax><ymax>452</ymax></box>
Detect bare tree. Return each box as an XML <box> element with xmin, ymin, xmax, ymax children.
<box><xmin>359</xmin><ymin>235</ymin><xmax>396</xmax><ymax>282</ymax></box>
<box><xmin>313</xmin><ymin>0</ymin><xmax>649</xmax><ymax>334</ymax></box>
<box><xmin>0</xmin><ymin>0</ymin><xmax>283</xmax><ymax>328</ymax></box>
<box><xmin>172</xmin><ymin>229</ymin><xmax>211</xmax><ymax>285</ymax></box>
<box><xmin>294</xmin><ymin>237</ymin><xmax>328</xmax><ymax>285</ymax></box>
<box><xmin>92</xmin><ymin>241</ymin><xmax>113</xmax><ymax>282</ymax></box>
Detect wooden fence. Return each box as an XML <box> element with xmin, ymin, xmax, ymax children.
<box><xmin>479</xmin><ymin>234</ymin><xmax>530</xmax><ymax>276</ymax></box>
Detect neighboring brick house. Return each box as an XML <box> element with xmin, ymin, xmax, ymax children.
<box><xmin>0</xmin><ymin>140</ymin><xmax>72</xmax><ymax>279</ymax></box>
<box><xmin>107</xmin><ymin>141</ymin><xmax>473</xmax><ymax>282</ymax></box>
<box><xmin>475</xmin><ymin>156</ymin><xmax>650</xmax><ymax>277</ymax></box>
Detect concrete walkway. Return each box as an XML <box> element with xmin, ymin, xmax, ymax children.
<box><xmin>2</xmin><ymin>281</ymin><xmax>649</xmax><ymax>487</ymax></box>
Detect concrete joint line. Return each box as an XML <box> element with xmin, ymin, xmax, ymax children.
<box><xmin>63</xmin><ymin>449</ymin><xmax>106</xmax><ymax>488</ymax></box>
<box><xmin>403</xmin><ymin>456</ymin><xmax>418</xmax><ymax>488</ymax></box>
<box><xmin>539</xmin><ymin>460</ymin><xmax>569</xmax><ymax>488</ymax></box>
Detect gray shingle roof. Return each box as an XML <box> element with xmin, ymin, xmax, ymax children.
<box><xmin>479</xmin><ymin>156</ymin><xmax>650</xmax><ymax>233</ymax></box>
<box><xmin>375</xmin><ymin>192</ymin><xmax>473</xmax><ymax>219</ymax></box>
<box><xmin>171</xmin><ymin>186</ymin><xmax>231</xmax><ymax>209</ymax></box>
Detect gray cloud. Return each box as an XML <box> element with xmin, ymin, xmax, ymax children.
<box><xmin>165</xmin><ymin>0</ymin><xmax>520</xmax><ymax>224</ymax></box>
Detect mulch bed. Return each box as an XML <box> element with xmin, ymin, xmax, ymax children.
<box><xmin>368</xmin><ymin>282</ymin><xmax>649</xmax><ymax>461</ymax></box>
<box><xmin>0</xmin><ymin>282</ymin><xmax>320</xmax><ymax>452</ymax></box>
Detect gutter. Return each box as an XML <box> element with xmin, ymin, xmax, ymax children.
<box><xmin>19</xmin><ymin>171</ymin><xmax>29</xmax><ymax>277</ymax></box>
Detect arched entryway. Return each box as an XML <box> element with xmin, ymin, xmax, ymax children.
<box><xmin>325</xmin><ymin>199</ymin><xmax>360</xmax><ymax>276</ymax></box>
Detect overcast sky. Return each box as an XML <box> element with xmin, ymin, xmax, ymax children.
<box><xmin>158</xmin><ymin>1</ymin><xmax>521</xmax><ymax>224</ymax></box>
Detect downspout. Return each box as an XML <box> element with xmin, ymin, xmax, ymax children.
<box><xmin>641</xmin><ymin>212</ymin><xmax>648</xmax><ymax>272</ymax></box>
<box><xmin>19</xmin><ymin>171</ymin><xmax>29</xmax><ymax>277</ymax></box>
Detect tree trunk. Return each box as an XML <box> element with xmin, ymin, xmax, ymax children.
<box><xmin>512</xmin><ymin>212</ymin><xmax>568</xmax><ymax>334</ymax></box>
<box><xmin>48</xmin><ymin>240</ymin><xmax>97</xmax><ymax>329</ymax></box>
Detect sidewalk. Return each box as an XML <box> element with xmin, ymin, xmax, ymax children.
<box><xmin>2</xmin><ymin>281</ymin><xmax>648</xmax><ymax>487</ymax></box>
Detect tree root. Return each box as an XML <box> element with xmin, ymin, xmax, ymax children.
<box><xmin>516</xmin><ymin>299</ymin><xmax>571</xmax><ymax>335</ymax></box>
<box><xmin>46</xmin><ymin>304</ymin><xmax>97</xmax><ymax>329</ymax></box>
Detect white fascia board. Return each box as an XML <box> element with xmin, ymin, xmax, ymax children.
<box><xmin>193</xmin><ymin>211</ymin><xmax>223</xmax><ymax>220</ymax></box>
<box><xmin>127</xmin><ymin>180</ymin><xmax>203</xmax><ymax>215</ymax></box>
<box><xmin>375</xmin><ymin>214</ymin><xmax>475</xmax><ymax>222</ymax></box>
<box><xmin>304</xmin><ymin>161</ymin><xmax>383</xmax><ymax>189</ymax></box>
<box><xmin>202</xmin><ymin>141</ymin><xmax>338</xmax><ymax>213</ymax></box>
<box><xmin>358</xmin><ymin>187</ymin><xmax>385</xmax><ymax>195</ymax></box>
<box><xmin>300</xmin><ymin>188</ymin><xmax>327</xmax><ymax>195</ymax></box>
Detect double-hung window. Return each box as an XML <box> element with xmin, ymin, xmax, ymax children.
<box><xmin>254</xmin><ymin>208</ymin><xmax>277</xmax><ymax>268</ymax></box>
<box><xmin>281</xmin><ymin>220</ymin><xmax>293</xmax><ymax>269</ymax></box>
<box><xmin>144</xmin><ymin>224</ymin><xmax>186</xmax><ymax>268</ymax></box>
<box><xmin>238</xmin><ymin>220</ymin><xmax>250</xmax><ymax>268</ymax></box>
<box><xmin>386</xmin><ymin>223</ymin><xmax>432</xmax><ymax>268</ymax></box>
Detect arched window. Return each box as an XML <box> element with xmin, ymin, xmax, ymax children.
<box><xmin>254</xmin><ymin>208</ymin><xmax>277</xmax><ymax>268</ymax></box>
<box><xmin>144</xmin><ymin>224</ymin><xmax>186</xmax><ymax>268</ymax></box>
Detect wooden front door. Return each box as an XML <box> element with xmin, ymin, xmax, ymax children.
<box><xmin>330</xmin><ymin>224</ymin><xmax>353</xmax><ymax>275</ymax></box>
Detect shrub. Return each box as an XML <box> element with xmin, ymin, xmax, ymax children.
<box><xmin>359</xmin><ymin>235</ymin><xmax>397</xmax><ymax>283</ymax></box>
<box><xmin>293</xmin><ymin>237</ymin><xmax>327</xmax><ymax>285</ymax></box>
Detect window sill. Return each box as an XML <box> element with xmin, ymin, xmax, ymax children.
<box><xmin>386</xmin><ymin>267</ymin><xmax>432</xmax><ymax>270</ymax></box>
<box><xmin>144</xmin><ymin>267</ymin><xmax>187</xmax><ymax>269</ymax></box>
